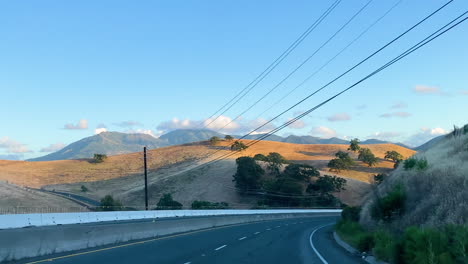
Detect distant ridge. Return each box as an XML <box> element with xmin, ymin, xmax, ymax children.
<box><xmin>27</xmin><ymin>128</ymin><xmax>419</xmax><ymax>161</ymax></box>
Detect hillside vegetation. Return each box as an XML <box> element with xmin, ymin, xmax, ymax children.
<box><xmin>336</xmin><ymin>125</ymin><xmax>468</xmax><ymax>263</ymax></box>
<box><xmin>360</xmin><ymin>125</ymin><xmax>468</xmax><ymax>228</ymax></box>
<box><xmin>0</xmin><ymin>139</ymin><xmax>414</xmax><ymax>209</ymax></box>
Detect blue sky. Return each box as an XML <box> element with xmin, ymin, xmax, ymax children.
<box><xmin>1</xmin><ymin>0</ymin><xmax>467</xmax><ymax>160</ymax></box>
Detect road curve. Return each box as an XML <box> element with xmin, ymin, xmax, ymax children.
<box><xmin>16</xmin><ymin>216</ymin><xmax>364</xmax><ymax>264</ymax></box>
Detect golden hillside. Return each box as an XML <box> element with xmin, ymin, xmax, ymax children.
<box><xmin>0</xmin><ymin>140</ymin><xmax>415</xmax><ymax>189</ymax></box>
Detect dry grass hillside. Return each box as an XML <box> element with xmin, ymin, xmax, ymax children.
<box><xmin>360</xmin><ymin>127</ymin><xmax>468</xmax><ymax>230</ymax></box>
<box><xmin>0</xmin><ymin>140</ymin><xmax>415</xmax><ymax>208</ymax></box>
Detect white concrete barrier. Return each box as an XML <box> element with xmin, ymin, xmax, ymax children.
<box><xmin>0</xmin><ymin>209</ymin><xmax>341</xmax><ymax>229</ymax></box>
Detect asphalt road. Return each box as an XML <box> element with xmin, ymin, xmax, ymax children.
<box><xmin>18</xmin><ymin>216</ymin><xmax>364</xmax><ymax>264</ymax></box>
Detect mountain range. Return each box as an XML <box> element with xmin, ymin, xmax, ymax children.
<box><xmin>28</xmin><ymin>129</ymin><xmax>417</xmax><ymax>161</ymax></box>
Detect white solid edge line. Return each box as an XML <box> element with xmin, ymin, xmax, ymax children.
<box><xmin>215</xmin><ymin>245</ymin><xmax>227</xmax><ymax>251</ymax></box>
<box><xmin>309</xmin><ymin>223</ymin><xmax>335</xmax><ymax>264</ymax></box>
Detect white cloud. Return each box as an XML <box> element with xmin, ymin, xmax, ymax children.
<box><xmin>368</xmin><ymin>131</ymin><xmax>400</xmax><ymax>140</ymax></box>
<box><xmin>287</xmin><ymin>119</ymin><xmax>305</xmax><ymax>129</ymax></box>
<box><xmin>94</xmin><ymin>127</ymin><xmax>108</xmax><ymax>134</ymax></box>
<box><xmin>391</xmin><ymin>102</ymin><xmax>407</xmax><ymax>109</ymax></box>
<box><xmin>203</xmin><ymin>115</ymin><xmax>240</xmax><ymax>132</ymax></box>
<box><xmin>327</xmin><ymin>113</ymin><xmax>351</xmax><ymax>122</ymax></box>
<box><xmin>157</xmin><ymin>118</ymin><xmax>199</xmax><ymax>131</ymax></box>
<box><xmin>379</xmin><ymin>112</ymin><xmax>411</xmax><ymax>118</ymax></box>
<box><xmin>0</xmin><ymin>137</ymin><xmax>31</xmax><ymax>153</ymax></box>
<box><xmin>404</xmin><ymin>127</ymin><xmax>448</xmax><ymax>147</ymax></box>
<box><xmin>460</xmin><ymin>90</ymin><xmax>468</xmax><ymax>95</ymax></box>
<box><xmin>113</xmin><ymin>121</ymin><xmax>142</xmax><ymax>127</ymax></box>
<box><xmin>64</xmin><ymin>119</ymin><xmax>88</xmax><ymax>130</ymax></box>
<box><xmin>156</xmin><ymin>116</ymin><xmax>275</xmax><ymax>135</ymax></box>
<box><xmin>40</xmin><ymin>142</ymin><xmax>66</xmax><ymax>152</ymax></box>
<box><xmin>413</xmin><ymin>85</ymin><xmax>440</xmax><ymax>94</ymax></box>
<box><xmin>310</xmin><ymin>126</ymin><xmax>337</xmax><ymax>138</ymax></box>
<box><xmin>128</xmin><ymin>129</ymin><xmax>160</xmax><ymax>138</ymax></box>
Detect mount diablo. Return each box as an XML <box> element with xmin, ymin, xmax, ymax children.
<box><xmin>29</xmin><ymin>129</ymin><xmax>413</xmax><ymax>161</ymax></box>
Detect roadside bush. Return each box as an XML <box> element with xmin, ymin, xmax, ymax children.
<box><xmin>80</xmin><ymin>185</ymin><xmax>88</xmax><ymax>192</ymax></box>
<box><xmin>371</xmin><ymin>184</ymin><xmax>406</xmax><ymax>222</ymax></box>
<box><xmin>357</xmin><ymin>233</ymin><xmax>375</xmax><ymax>253</ymax></box>
<box><xmin>403</xmin><ymin>158</ymin><xmax>428</xmax><ymax>171</ymax></box>
<box><xmin>191</xmin><ymin>200</ymin><xmax>229</xmax><ymax>209</ymax></box>
<box><xmin>99</xmin><ymin>195</ymin><xmax>123</xmax><ymax>211</ymax></box>
<box><xmin>341</xmin><ymin>206</ymin><xmax>361</xmax><ymax>222</ymax></box>
<box><xmin>156</xmin><ymin>193</ymin><xmax>183</xmax><ymax>210</ymax></box>
<box><xmin>373</xmin><ymin>230</ymin><xmax>399</xmax><ymax>263</ymax></box>
<box><xmin>335</xmin><ymin>220</ymin><xmax>368</xmax><ymax>249</ymax></box>
<box><xmin>403</xmin><ymin>227</ymin><xmax>452</xmax><ymax>264</ymax></box>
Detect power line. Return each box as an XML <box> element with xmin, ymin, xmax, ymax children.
<box><xmin>203</xmin><ymin>7</ymin><xmax>466</xmax><ymax>168</ymax></box>
<box><xmin>197</xmin><ymin>0</ymin><xmax>454</xmax><ymax>163</ymax></box>
<box><xmin>216</xmin><ymin>0</ymin><xmax>374</xmax><ymax>132</ymax></box>
<box><xmin>253</xmin><ymin>0</ymin><xmax>403</xmax><ymax>121</ymax></box>
<box><xmin>231</xmin><ymin>0</ymin><xmax>454</xmax><ymax>142</ymax></box>
<box><xmin>201</xmin><ymin>0</ymin><xmax>342</xmax><ymax>129</ymax></box>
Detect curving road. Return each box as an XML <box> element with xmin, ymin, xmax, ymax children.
<box><xmin>18</xmin><ymin>216</ymin><xmax>364</xmax><ymax>264</ymax></box>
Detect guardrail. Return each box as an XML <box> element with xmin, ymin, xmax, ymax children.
<box><xmin>0</xmin><ymin>209</ymin><xmax>341</xmax><ymax>229</ymax></box>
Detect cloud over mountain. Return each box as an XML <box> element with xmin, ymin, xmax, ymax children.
<box><xmin>64</xmin><ymin>119</ymin><xmax>88</xmax><ymax>130</ymax></box>
<box><xmin>0</xmin><ymin>137</ymin><xmax>31</xmax><ymax>153</ymax></box>
<box><xmin>327</xmin><ymin>113</ymin><xmax>351</xmax><ymax>122</ymax></box>
<box><xmin>40</xmin><ymin>142</ymin><xmax>66</xmax><ymax>152</ymax></box>
<box><xmin>310</xmin><ymin>126</ymin><xmax>336</xmax><ymax>138</ymax></box>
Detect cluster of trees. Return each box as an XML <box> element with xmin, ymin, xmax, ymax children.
<box><xmin>233</xmin><ymin>152</ymin><xmax>346</xmax><ymax>207</ymax></box>
<box><xmin>208</xmin><ymin>135</ymin><xmax>235</xmax><ymax>145</ymax></box>
<box><xmin>328</xmin><ymin>139</ymin><xmax>407</xmax><ymax>171</ymax></box>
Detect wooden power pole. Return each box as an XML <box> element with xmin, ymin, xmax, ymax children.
<box><xmin>144</xmin><ymin>147</ymin><xmax>148</xmax><ymax>210</ymax></box>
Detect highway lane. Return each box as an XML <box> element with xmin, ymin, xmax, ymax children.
<box><xmin>18</xmin><ymin>216</ymin><xmax>364</xmax><ymax>264</ymax></box>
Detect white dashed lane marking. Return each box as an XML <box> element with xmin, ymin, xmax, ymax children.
<box><xmin>238</xmin><ymin>236</ymin><xmax>247</xmax><ymax>240</ymax></box>
<box><xmin>215</xmin><ymin>245</ymin><xmax>227</xmax><ymax>251</ymax></box>
<box><xmin>254</xmin><ymin>231</ymin><xmax>260</xmax><ymax>235</ymax></box>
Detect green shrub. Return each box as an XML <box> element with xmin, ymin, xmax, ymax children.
<box><xmin>231</xmin><ymin>141</ymin><xmax>248</xmax><ymax>151</ymax></box>
<box><xmin>373</xmin><ymin>230</ymin><xmax>398</xmax><ymax>262</ymax></box>
<box><xmin>99</xmin><ymin>195</ymin><xmax>123</xmax><ymax>211</ymax></box>
<box><xmin>357</xmin><ymin>233</ymin><xmax>375</xmax><ymax>252</ymax></box>
<box><xmin>335</xmin><ymin>220</ymin><xmax>368</xmax><ymax>249</ymax></box>
<box><xmin>191</xmin><ymin>200</ymin><xmax>229</xmax><ymax>209</ymax></box>
<box><xmin>156</xmin><ymin>193</ymin><xmax>183</xmax><ymax>210</ymax></box>
<box><xmin>341</xmin><ymin>206</ymin><xmax>361</xmax><ymax>222</ymax></box>
<box><xmin>371</xmin><ymin>184</ymin><xmax>406</xmax><ymax>222</ymax></box>
<box><xmin>80</xmin><ymin>185</ymin><xmax>88</xmax><ymax>192</ymax></box>
<box><xmin>403</xmin><ymin>227</ymin><xmax>453</xmax><ymax>264</ymax></box>
<box><xmin>404</xmin><ymin>158</ymin><xmax>428</xmax><ymax>171</ymax></box>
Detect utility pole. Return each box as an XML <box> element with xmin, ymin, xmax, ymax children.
<box><xmin>144</xmin><ymin>147</ymin><xmax>148</xmax><ymax>211</ymax></box>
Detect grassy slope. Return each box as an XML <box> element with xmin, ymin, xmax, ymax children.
<box><xmin>0</xmin><ymin>181</ymin><xmax>87</xmax><ymax>212</ymax></box>
<box><xmin>360</xmin><ymin>131</ymin><xmax>468</xmax><ymax>229</ymax></box>
<box><xmin>0</xmin><ymin>140</ymin><xmax>415</xmax><ymax>208</ymax></box>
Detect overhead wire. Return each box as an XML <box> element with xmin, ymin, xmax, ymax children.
<box><xmin>215</xmin><ymin>0</ymin><xmax>375</xmax><ymax>132</ymax></box>
<box><xmin>200</xmin><ymin>0</ymin><xmax>342</xmax><ymax>129</ymax></box>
